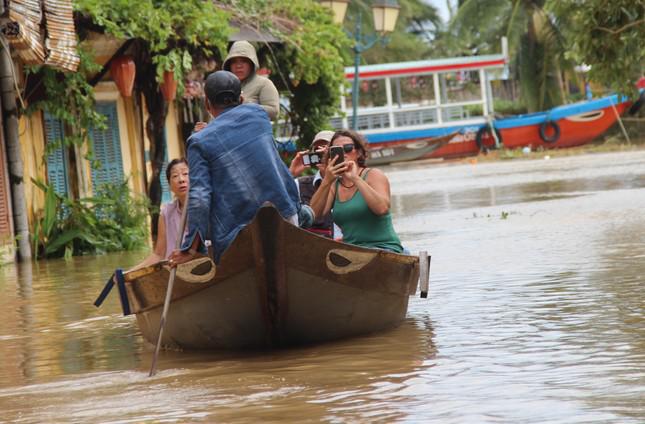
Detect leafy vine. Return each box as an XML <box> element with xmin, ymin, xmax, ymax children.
<box><xmin>26</xmin><ymin>48</ymin><xmax>106</xmax><ymax>163</ymax></box>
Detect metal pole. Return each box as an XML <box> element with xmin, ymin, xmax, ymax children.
<box><xmin>0</xmin><ymin>38</ymin><xmax>31</xmax><ymax>260</ymax></box>
<box><xmin>351</xmin><ymin>11</ymin><xmax>362</xmax><ymax>130</ymax></box>
<box><xmin>610</xmin><ymin>101</ymin><xmax>631</xmax><ymax>144</ymax></box>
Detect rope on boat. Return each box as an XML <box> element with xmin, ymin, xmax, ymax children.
<box><xmin>610</xmin><ymin>99</ymin><xmax>631</xmax><ymax>144</ymax></box>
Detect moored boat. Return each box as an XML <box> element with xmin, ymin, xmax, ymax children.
<box><xmin>367</xmin><ymin>132</ymin><xmax>457</xmax><ymax>165</ymax></box>
<box><xmin>104</xmin><ymin>206</ymin><xmax>424</xmax><ymax>350</ymax></box>
<box><xmin>424</xmin><ymin>94</ymin><xmax>632</xmax><ymax>159</ymax></box>
<box><xmin>335</xmin><ymin>42</ymin><xmax>633</xmax><ymax>160</ymax></box>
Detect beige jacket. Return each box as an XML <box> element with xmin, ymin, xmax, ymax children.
<box><xmin>223</xmin><ymin>41</ymin><xmax>280</xmax><ymax>120</ymax></box>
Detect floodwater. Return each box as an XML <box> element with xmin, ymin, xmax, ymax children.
<box><xmin>1</xmin><ymin>150</ymin><xmax>644</xmax><ymax>423</ymax></box>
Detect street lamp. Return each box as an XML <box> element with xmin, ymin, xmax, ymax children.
<box><xmin>321</xmin><ymin>0</ymin><xmax>400</xmax><ymax>129</ymax></box>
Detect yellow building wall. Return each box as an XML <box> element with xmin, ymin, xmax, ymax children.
<box><xmin>142</xmin><ymin>98</ymin><xmax>186</xmax><ymax>190</ymax></box>
<box><xmin>16</xmin><ymin>81</ymin><xmax>183</xmax><ymax>236</ymax></box>
<box><xmin>18</xmin><ymin>111</ymin><xmax>47</xmax><ymax>229</ymax></box>
<box><xmin>17</xmin><ymin>83</ymin><xmax>151</xmax><ymax>233</ymax></box>
<box><xmin>167</xmin><ymin>102</ymin><xmax>185</xmax><ymax>160</ymax></box>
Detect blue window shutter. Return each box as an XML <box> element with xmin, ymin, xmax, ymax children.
<box><xmin>160</xmin><ymin>131</ymin><xmax>171</xmax><ymax>203</ymax></box>
<box><xmin>43</xmin><ymin>112</ymin><xmax>69</xmax><ymax>196</ymax></box>
<box><xmin>91</xmin><ymin>102</ymin><xmax>124</xmax><ymax>191</ymax></box>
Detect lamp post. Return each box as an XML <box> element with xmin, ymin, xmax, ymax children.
<box><xmin>320</xmin><ymin>0</ymin><xmax>400</xmax><ymax>130</ymax></box>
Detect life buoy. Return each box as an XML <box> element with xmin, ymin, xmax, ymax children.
<box><xmin>628</xmin><ymin>90</ymin><xmax>645</xmax><ymax>115</ymax></box>
<box><xmin>539</xmin><ymin>120</ymin><xmax>560</xmax><ymax>143</ymax></box>
<box><xmin>475</xmin><ymin>126</ymin><xmax>502</xmax><ymax>152</ymax></box>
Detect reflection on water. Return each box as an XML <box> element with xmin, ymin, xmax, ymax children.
<box><xmin>1</xmin><ymin>151</ymin><xmax>644</xmax><ymax>423</ymax></box>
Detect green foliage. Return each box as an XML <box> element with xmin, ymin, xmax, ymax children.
<box><xmin>26</xmin><ymin>49</ymin><xmax>106</xmax><ymax>159</ymax></box>
<box><xmin>74</xmin><ymin>0</ymin><xmax>231</xmax><ymax>91</ymax></box>
<box><xmin>360</xmin><ymin>0</ymin><xmax>442</xmax><ymax>64</ymax></box>
<box><xmin>75</xmin><ymin>0</ymin><xmax>351</xmax><ymax>148</ymax></box>
<box><xmin>548</xmin><ymin>1</ymin><xmax>644</xmax><ymax>97</ymax></box>
<box><xmin>31</xmin><ymin>179</ymin><xmax>150</xmax><ymax>259</ymax></box>
<box><xmin>465</xmin><ymin>99</ymin><xmax>528</xmax><ymax>116</ymax></box>
<box><xmin>221</xmin><ymin>0</ymin><xmax>350</xmax><ymax>147</ymax></box>
<box><xmin>448</xmin><ymin>0</ymin><xmax>571</xmax><ymax>112</ymax></box>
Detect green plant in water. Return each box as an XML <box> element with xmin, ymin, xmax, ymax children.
<box><xmin>31</xmin><ymin>179</ymin><xmax>150</xmax><ymax>259</ymax></box>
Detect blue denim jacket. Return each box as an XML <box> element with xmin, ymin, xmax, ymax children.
<box><xmin>182</xmin><ymin>103</ymin><xmax>299</xmax><ymax>262</ymax></box>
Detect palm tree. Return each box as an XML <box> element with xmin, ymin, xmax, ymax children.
<box><xmin>346</xmin><ymin>0</ymin><xmax>443</xmax><ymax>64</ymax></box>
<box><xmin>450</xmin><ymin>0</ymin><xmax>571</xmax><ymax>112</ymax></box>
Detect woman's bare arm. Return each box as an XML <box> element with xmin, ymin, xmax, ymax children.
<box><xmin>348</xmin><ymin>164</ymin><xmax>391</xmax><ymax>216</ymax></box>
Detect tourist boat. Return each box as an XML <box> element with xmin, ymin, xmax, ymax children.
<box><xmin>96</xmin><ymin>205</ymin><xmax>427</xmax><ymax>350</ymax></box>
<box><xmin>333</xmin><ymin>39</ymin><xmax>632</xmax><ymax>160</ymax></box>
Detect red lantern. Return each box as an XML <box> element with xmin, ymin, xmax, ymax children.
<box><xmin>110</xmin><ymin>55</ymin><xmax>136</xmax><ymax>98</ymax></box>
<box><xmin>160</xmin><ymin>70</ymin><xmax>177</xmax><ymax>102</ymax></box>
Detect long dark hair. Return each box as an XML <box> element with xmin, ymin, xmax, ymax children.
<box><xmin>331</xmin><ymin>129</ymin><xmax>368</xmax><ymax>167</ymax></box>
<box><xmin>166</xmin><ymin>158</ymin><xmax>188</xmax><ymax>182</ymax></box>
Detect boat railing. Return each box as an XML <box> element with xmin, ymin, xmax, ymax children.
<box><xmin>334</xmin><ymin>99</ymin><xmax>487</xmax><ymax>132</ymax></box>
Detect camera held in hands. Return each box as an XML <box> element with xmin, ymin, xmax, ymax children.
<box><xmin>302</xmin><ymin>151</ymin><xmax>323</xmax><ymax>167</ymax></box>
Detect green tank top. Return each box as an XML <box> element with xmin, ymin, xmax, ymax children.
<box><xmin>332</xmin><ymin>170</ymin><xmax>403</xmax><ymax>253</ymax></box>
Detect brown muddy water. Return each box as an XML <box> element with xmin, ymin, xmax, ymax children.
<box><xmin>1</xmin><ymin>150</ymin><xmax>644</xmax><ymax>423</ymax></box>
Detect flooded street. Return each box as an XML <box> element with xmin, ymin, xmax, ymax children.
<box><xmin>1</xmin><ymin>150</ymin><xmax>644</xmax><ymax>423</ymax></box>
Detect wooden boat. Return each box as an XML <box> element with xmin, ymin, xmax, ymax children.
<box><xmin>367</xmin><ymin>132</ymin><xmax>456</xmax><ymax>165</ymax></box>
<box><xmin>117</xmin><ymin>206</ymin><xmax>423</xmax><ymax>350</ymax></box>
<box><xmin>332</xmin><ymin>47</ymin><xmax>509</xmax><ymax>160</ymax></box>
<box><xmin>423</xmin><ymin>94</ymin><xmax>632</xmax><ymax>159</ymax></box>
<box><xmin>333</xmin><ymin>41</ymin><xmax>633</xmax><ymax>160</ymax></box>
<box><xmin>492</xmin><ymin>95</ymin><xmax>631</xmax><ymax>150</ymax></box>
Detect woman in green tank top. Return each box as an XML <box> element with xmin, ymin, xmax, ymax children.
<box><xmin>310</xmin><ymin>130</ymin><xmax>403</xmax><ymax>253</ymax></box>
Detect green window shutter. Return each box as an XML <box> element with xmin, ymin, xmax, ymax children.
<box><xmin>43</xmin><ymin>112</ymin><xmax>69</xmax><ymax>196</ymax></box>
<box><xmin>91</xmin><ymin>102</ymin><xmax>124</xmax><ymax>191</ymax></box>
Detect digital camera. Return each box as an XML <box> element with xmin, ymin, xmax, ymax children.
<box><xmin>302</xmin><ymin>151</ymin><xmax>323</xmax><ymax>166</ymax></box>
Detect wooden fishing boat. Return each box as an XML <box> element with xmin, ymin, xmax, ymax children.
<box><xmin>492</xmin><ymin>95</ymin><xmax>631</xmax><ymax>150</ymax></box>
<box><xmin>332</xmin><ymin>41</ymin><xmax>633</xmax><ymax>160</ymax></box>
<box><xmin>112</xmin><ymin>205</ymin><xmax>424</xmax><ymax>350</ymax></box>
<box><xmin>332</xmin><ymin>46</ymin><xmax>509</xmax><ymax>160</ymax></box>
<box><xmin>367</xmin><ymin>132</ymin><xmax>456</xmax><ymax>165</ymax></box>
<box><xmin>423</xmin><ymin>94</ymin><xmax>632</xmax><ymax>158</ymax></box>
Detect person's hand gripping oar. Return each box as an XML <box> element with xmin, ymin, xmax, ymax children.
<box><xmin>148</xmin><ymin>200</ymin><xmax>190</xmax><ymax>377</ymax></box>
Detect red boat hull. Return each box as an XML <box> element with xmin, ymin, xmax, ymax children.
<box><xmin>424</xmin><ymin>101</ymin><xmax>630</xmax><ymax>160</ymax></box>
<box><xmin>502</xmin><ymin>102</ymin><xmax>630</xmax><ymax>149</ymax></box>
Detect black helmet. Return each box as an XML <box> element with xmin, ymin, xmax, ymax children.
<box><xmin>205</xmin><ymin>70</ymin><xmax>241</xmax><ymax>106</ymax></box>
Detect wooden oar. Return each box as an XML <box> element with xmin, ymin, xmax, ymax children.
<box><xmin>149</xmin><ymin>198</ymin><xmax>189</xmax><ymax>377</ymax></box>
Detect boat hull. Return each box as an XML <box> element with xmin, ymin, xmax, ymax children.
<box><xmin>361</xmin><ymin>96</ymin><xmax>631</xmax><ymax>161</ymax></box>
<box><xmin>367</xmin><ymin>133</ymin><xmax>455</xmax><ymax>165</ymax></box>
<box><xmin>124</xmin><ymin>206</ymin><xmax>421</xmax><ymax>350</ymax></box>
<box><xmin>499</xmin><ymin>102</ymin><xmax>629</xmax><ymax>149</ymax></box>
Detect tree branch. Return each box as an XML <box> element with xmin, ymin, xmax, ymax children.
<box><xmin>595</xmin><ymin>19</ymin><xmax>645</xmax><ymax>35</ymax></box>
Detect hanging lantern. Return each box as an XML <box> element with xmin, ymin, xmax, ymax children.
<box><xmin>110</xmin><ymin>55</ymin><xmax>136</xmax><ymax>98</ymax></box>
<box><xmin>160</xmin><ymin>70</ymin><xmax>177</xmax><ymax>102</ymax></box>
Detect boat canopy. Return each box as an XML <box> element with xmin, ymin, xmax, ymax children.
<box><xmin>345</xmin><ymin>53</ymin><xmax>507</xmax><ymax>80</ymax></box>
<box><xmin>333</xmin><ymin>49</ymin><xmax>509</xmax><ymax>141</ymax></box>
